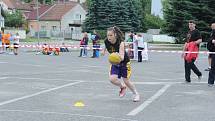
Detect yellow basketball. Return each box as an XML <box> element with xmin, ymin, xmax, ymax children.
<box><xmin>108</xmin><ymin>53</ymin><xmax>121</xmax><ymax>65</ymax></box>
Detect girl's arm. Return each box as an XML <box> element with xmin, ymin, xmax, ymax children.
<box><xmin>101</xmin><ymin>46</ymin><xmax>106</xmax><ymax>56</ymax></box>
<box><xmin>119</xmin><ymin>42</ymin><xmax>125</xmax><ymax>61</ymax></box>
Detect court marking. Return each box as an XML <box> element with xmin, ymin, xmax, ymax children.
<box><xmin>127</xmin><ymin>84</ymin><xmax>171</xmax><ymax>116</ymax></box>
<box><xmin>0</xmin><ymin>109</ymin><xmax>137</xmax><ymax>121</ymax></box>
<box><xmin>0</xmin><ymin>61</ymin><xmax>8</xmax><ymax>64</ymax></box>
<box><xmin>0</xmin><ymin>77</ymin><xmax>9</xmax><ymax>80</ymax></box>
<box><xmin>0</xmin><ymin>81</ymin><xmax>82</xmax><ymax>106</ymax></box>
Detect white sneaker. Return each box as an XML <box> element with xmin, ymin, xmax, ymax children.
<box><xmin>133</xmin><ymin>94</ymin><xmax>140</xmax><ymax>102</ymax></box>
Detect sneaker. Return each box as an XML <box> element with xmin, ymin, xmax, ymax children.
<box><xmin>204</xmin><ymin>67</ymin><xmax>211</xmax><ymax>71</ymax></box>
<box><xmin>119</xmin><ymin>86</ymin><xmax>126</xmax><ymax>97</ymax></box>
<box><xmin>208</xmin><ymin>84</ymin><xmax>214</xmax><ymax>87</ymax></box>
<box><xmin>198</xmin><ymin>75</ymin><xmax>202</xmax><ymax>81</ymax></box>
<box><xmin>185</xmin><ymin>80</ymin><xmax>191</xmax><ymax>83</ymax></box>
<box><xmin>133</xmin><ymin>94</ymin><xmax>140</xmax><ymax>102</ymax></box>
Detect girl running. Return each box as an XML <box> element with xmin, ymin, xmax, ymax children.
<box><xmin>102</xmin><ymin>26</ymin><xmax>140</xmax><ymax>102</ymax></box>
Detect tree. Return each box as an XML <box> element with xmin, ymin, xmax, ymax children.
<box><xmin>82</xmin><ymin>0</ymin><xmax>99</xmax><ymax>31</ymax></box>
<box><xmin>83</xmin><ymin>0</ymin><xmax>145</xmax><ymax>32</ymax></box>
<box><xmin>163</xmin><ymin>0</ymin><xmax>215</xmax><ymax>43</ymax></box>
<box><xmin>5</xmin><ymin>10</ymin><xmax>25</xmax><ymax>28</ymax></box>
<box><xmin>145</xmin><ymin>14</ymin><xmax>164</xmax><ymax>29</ymax></box>
<box><xmin>163</xmin><ymin>0</ymin><xmax>198</xmax><ymax>43</ymax></box>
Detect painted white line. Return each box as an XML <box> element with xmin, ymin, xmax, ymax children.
<box><xmin>0</xmin><ymin>81</ymin><xmax>82</xmax><ymax>106</ymax></box>
<box><xmin>127</xmin><ymin>84</ymin><xmax>171</xmax><ymax>116</ymax></box>
<box><xmin>0</xmin><ymin>77</ymin><xmax>9</xmax><ymax>80</ymax></box>
<box><xmin>8</xmin><ymin>77</ymin><xmax>88</xmax><ymax>83</ymax></box>
<box><xmin>82</xmin><ymin>65</ymin><xmax>102</xmax><ymax>68</ymax></box>
<box><xmin>12</xmin><ymin>63</ymin><xmax>44</xmax><ymax>67</ymax></box>
<box><xmin>134</xmin><ymin>82</ymin><xmax>178</xmax><ymax>85</ymax></box>
<box><xmin>0</xmin><ymin>109</ymin><xmax>138</xmax><ymax>121</ymax></box>
<box><xmin>0</xmin><ymin>62</ymin><xmax>8</xmax><ymax>64</ymax></box>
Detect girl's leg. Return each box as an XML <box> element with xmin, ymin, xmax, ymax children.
<box><xmin>109</xmin><ymin>74</ymin><xmax>126</xmax><ymax>97</ymax></box>
<box><xmin>122</xmin><ymin>78</ymin><xmax>138</xmax><ymax>95</ymax></box>
<box><xmin>123</xmin><ymin>78</ymin><xmax>140</xmax><ymax>102</ymax></box>
<box><xmin>109</xmin><ymin>74</ymin><xmax>124</xmax><ymax>88</ymax></box>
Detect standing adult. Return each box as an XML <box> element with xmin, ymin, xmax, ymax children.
<box><xmin>91</xmin><ymin>30</ymin><xmax>100</xmax><ymax>58</ymax></box>
<box><xmin>0</xmin><ymin>31</ymin><xmax>2</xmax><ymax>53</ymax></box>
<box><xmin>137</xmin><ymin>34</ymin><xmax>144</xmax><ymax>62</ymax></box>
<box><xmin>182</xmin><ymin>20</ymin><xmax>202</xmax><ymax>83</ymax></box>
<box><xmin>13</xmin><ymin>33</ymin><xmax>20</xmax><ymax>55</ymax></box>
<box><xmin>207</xmin><ymin>23</ymin><xmax>215</xmax><ymax>86</ymax></box>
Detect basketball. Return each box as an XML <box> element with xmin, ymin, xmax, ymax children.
<box><xmin>108</xmin><ymin>53</ymin><xmax>121</xmax><ymax>65</ymax></box>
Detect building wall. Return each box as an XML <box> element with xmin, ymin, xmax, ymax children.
<box><xmin>28</xmin><ymin>4</ymin><xmax>86</xmax><ymax>39</ymax></box>
<box><xmin>61</xmin><ymin>4</ymin><xmax>86</xmax><ymax>39</ymax></box>
<box><xmin>69</xmin><ymin>0</ymin><xmax>86</xmax><ymax>3</ymax></box>
<box><xmin>61</xmin><ymin>4</ymin><xmax>86</xmax><ymax>30</ymax></box>
<box><xmin>28</xmin><ymin>20</ymin><xmax>61</xmax><ymax>37</ymax></box>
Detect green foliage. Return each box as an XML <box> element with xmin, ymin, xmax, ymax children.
<box><xmin>162</xmin><ymin>0</ymin><xmax>215</xmax><ymax>43</ymax></box>
<box><xmin>83</xmin><ymin>0</ymin><xmax>147</xmax><ymax>32</ymax></box>
<box><xmin>5</xmin><ymin>10</ymin><xmax>25</xmax><ymax>28</ymax></box>
<box><xmin>145</xmin><ymin>14</ymin><xmax>164</xmax><ymax>29</ymax></box>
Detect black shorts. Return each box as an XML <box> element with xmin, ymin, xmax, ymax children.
<box><xmin>14</xmin><ymin>43</ymin><xmax>19</xmax><ymax>49</ymax></box>
<box><xmin>209</xmin><ymin>53</ymin><xmax>213</xmax><ymax>58</ymax></box>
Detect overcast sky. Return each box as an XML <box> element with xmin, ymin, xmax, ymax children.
<box><xmin>151</xmin><ymin>0</ymin><xmax>163</xmax><ymax>18</ymax></box>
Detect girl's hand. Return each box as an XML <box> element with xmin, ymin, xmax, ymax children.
<box><xmin>101</xmin><ymin>50</ymin><xmax>105</xmax><ymax>56</ymax></box>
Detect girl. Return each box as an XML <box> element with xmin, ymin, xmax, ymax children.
<box><xmin>102</xmin><ymin>26</ymin><xmax>140</xmax><ymax>102</ymax></box>
<box><xmin>13</xmin><ymin>33</ymin><xmax>20</xmax><ymax>55</ymax></box>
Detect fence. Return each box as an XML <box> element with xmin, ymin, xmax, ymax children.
<box><xmin>33</xmin><ymin>30</ymin><xmax>83</xmax><ymax>40</ymax></box>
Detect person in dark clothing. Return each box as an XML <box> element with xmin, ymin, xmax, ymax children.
<box><xmin>91</xmin><ymin>30</ymin><xmax>100</xmax><ymax>58</ymax></box>
<box><xmin>182</xmin><ymin>20</ymin><xmax>202</xmax><ymax>83</ymax></box>
<box><xmin>101</xmin><ymin>26</ymin><xmax>140</xmax><ymax>102</ymax></box>
<box><xmin>207</xmin><ymin>23</ymin><xmax>215</xmax><ymax>86</ymax></box>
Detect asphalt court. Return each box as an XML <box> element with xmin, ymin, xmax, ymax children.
<box><xmin>0</xmin><ymin>51</ymin><xmax>215</xmax><ymax>121</ymax></box>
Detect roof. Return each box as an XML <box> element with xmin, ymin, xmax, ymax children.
<box><xmin>39</xmin><ymin>2</ymin><xmax>78</xmax><ymax>21</ymax></box>
<box><xmin>2</xmin><ymin>0</ymin><xmax>15</xmax><ymax>9</ymax></box>
<box><xmin>2</xmin><ymin>0</ymin><xmax>32</xmax><ymax>11</ymax></box>
<box><xmin>80</xmin><ymin>2</ymin><xmax>87</xmax><ymax>11</ymax></box>
<box><xmin>27</xmin><ymin>5</ymin><xmax>53</xmax><ymax>20</ymax></box>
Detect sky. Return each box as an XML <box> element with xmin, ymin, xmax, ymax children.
<box><xmin>151</xmin><ymin>0</ymin><xmax>163</xmax><ymax>18</ymax></box>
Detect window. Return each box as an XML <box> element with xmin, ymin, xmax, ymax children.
<box><xmin>52</xmin><ymin>26</ymin><xmax>57</xmax><ymax>31</ymax></box>
<box><xmin>41</xmin><ymin>26</ymin><xmax>46</xmax><ymax>31</ymax></box>
<box><xmin>75</xmin><ymin>14</ymin><xmax>81</xmax><ymax>20</ymax></box>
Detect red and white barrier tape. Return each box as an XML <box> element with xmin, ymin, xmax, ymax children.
<box><xmin>0</xmin><ymin>44</ymin><xmax>214</xmax><ymax>54</ymax></box>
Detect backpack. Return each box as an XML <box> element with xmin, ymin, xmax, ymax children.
<box><xmin>185</xmin><ymin>42</ymin><xmax>199</xmax><ymax>62</ymax></box>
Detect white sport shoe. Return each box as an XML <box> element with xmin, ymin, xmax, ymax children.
<box><xmin>133</xmin><ymin>94</ymin><xmax>140</xmax><ymax>102</ymax></box>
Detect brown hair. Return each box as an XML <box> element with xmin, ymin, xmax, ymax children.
<box><xmin>107</xmin><ymin>26</ymin><xmax>125</xmax><ymax>43</ymax></box>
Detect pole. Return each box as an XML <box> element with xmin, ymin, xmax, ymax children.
<box><xmin>36</xmin><ymin>0</ymin><xmax>40</xmax><ymax>45</ymax></box>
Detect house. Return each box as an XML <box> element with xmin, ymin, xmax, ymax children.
<box><xmin>27</xmin><ymin>1</ymin><xmax>87</xmax><ymax>39</ymax></box>
<box><xmin>0</xmin><ymin>0</ymin><xmax>33</xmax><ymax>31</ymax></box>
<box><xmin>0</xmin><ymin>0</ymin><xmax>32</xmax><ymax>13</ymax></box>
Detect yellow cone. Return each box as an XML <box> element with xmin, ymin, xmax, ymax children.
<box><xmin>74</xmin><ymin>101</ymin><xmax>85</xmax><ymax>107</ymax></box>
